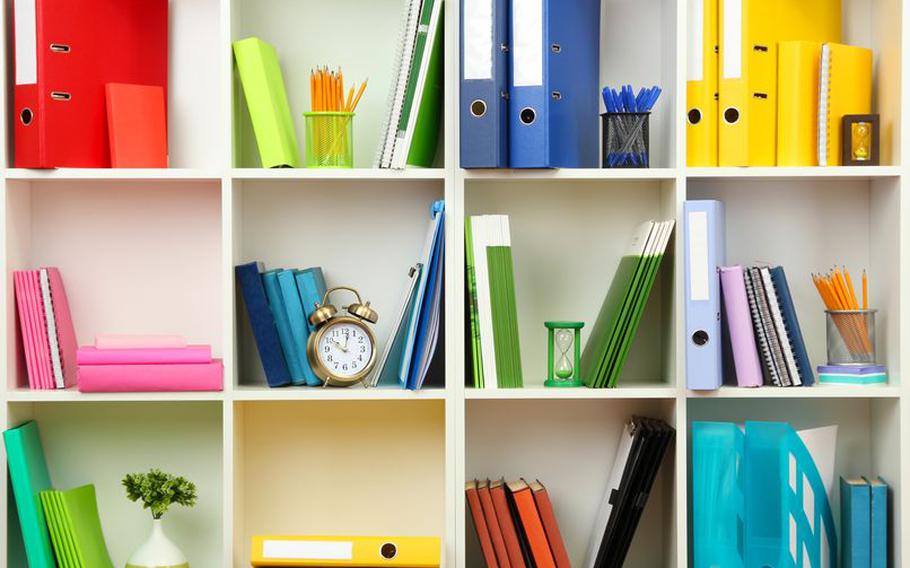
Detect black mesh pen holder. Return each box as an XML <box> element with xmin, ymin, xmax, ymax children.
<box><xmin>602</xmin><ymin>112</ymin><xmax>650</xmax><ymax>168</ymax></box>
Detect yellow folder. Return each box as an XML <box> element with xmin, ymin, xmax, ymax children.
<box><xmin>686</xmin><ymin>0</ymin><xmax>718</xmax><ymax>166</ymax></box>
<box><xmin>718</xmin><ymin>0</ymin><xmax>841</xmax><ymax>166</ymax></box>
<box><xmin>251</xmin><ymin>535</ymin><xmax>441</xmax><ymax>567</ymax></box>
<box><xmin>777</xmin><ymin>41</ymin><xmax>822</xmax><ymax>166</ymax></box>
<box><xmin>818</xmin><ymin>44</ymin><xmax>873</xmax><ymax>166</ymax></box>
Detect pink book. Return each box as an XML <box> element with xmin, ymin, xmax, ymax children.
<box><xmin>14</xmin><ymin>272</ymin><xmax>40</xmax><ymax>389</ymax></box>
<box><xmin>77</xmin><ymin>345</ymin><xmax>212</xmax><ymax>365</ymax></box>
<box><xmin>95</xmin><ymin>334</ymin><xmax>187</xmax><ymax>349</ymax></box>
<box><xmin>77</xmin><ymin>360</ymin><xmax>224</xmax><ymax>392</ymax></box>
<box><xmin>45</xmin><ymin>268</ymin><xmax>78</xmax><ymax>389</ymax></box>
<box><xmin>719</xmin><ymin>266</ymin><xmax>763</xmax><ymax>387</ymax></box>
<box><xmin>16</xmin><ymin>270</ymin><xmax>54</xmax><ymax>390</ymax></box>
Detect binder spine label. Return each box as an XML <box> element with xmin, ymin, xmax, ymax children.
<box><xmin>512</xmin><ymin>0</ymin><xmax>543</xmax><ymax>86</ymax></box>
<box><xmin>688</xmin><ymin>0</ymin><xmax>704</xmax><ymax>81</ymax></box>
<box><xmin>463</xmin><ymin>0</ymin><xmax>494</xmax><ymax>80</ymax></box>
<box><xmin>14</xmin><ymin>0</ymin><xmax>37</xmax><ymax>85</ymax></box>
<box><xmin>722</xmin><ymin>0</ymin><xmax>743</xmax><ymax>79</ymax></box>
<box><xmin>687</xmin><ymin>211</ymin><xmax>710</xmax><ymax>301</ymax></box>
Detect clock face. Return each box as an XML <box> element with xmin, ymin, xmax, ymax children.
<box><xmin>317</xmin><ymin>320</ymin><xmax>374</xmax><ymax>379</ymax></box>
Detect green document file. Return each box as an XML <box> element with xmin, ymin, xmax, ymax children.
<box><xmin>488</xmin><ymin>246</ymin><xmax>523</xmax><ymax>388</ymax></box>
<box><xmin>233</xmin><ymin>37</ymin><xmax>301</xmax><ymax>168</ymax></box>
<box><xmin>406</xmin><ymin>12</ymin><xmax>444</xmax><ymax>167</ymax></box>
<box><xmin>42</xmin><ymin>485</ymin><xmax>114</xmax><ymax>568</ymax></box>
<box><xmin>4</xmin><ymin>420</ymin><xmax>56</xmax><ymax>568</ymax></box>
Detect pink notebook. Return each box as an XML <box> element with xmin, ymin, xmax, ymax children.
<box><xmin>14</xmin><ymin>270</ymin><xmax>55</xmax><ymax>390</ymax></box>
<box><xmin>45</xmin><ymin>268</ymin><xmax>78</xmax><ymax>389</ymax></box>
<box><xmin>719</xmin><ymin>266</ymin><xmax>763</xmax><ymax>387</ymax></box>
<box><xmin>95</xmin><ymin>334</ymin><xmax>187</xmax><ymax>349</ymax></box>
<box><xmin>77</xmin><ymin>345</ymin><xmax>212</xmax><ymax>365</ymax></box>
<box><xmin>77</xmin><ymin>360</ymin><xmax>224</xmax><ymax>392</ymax></box>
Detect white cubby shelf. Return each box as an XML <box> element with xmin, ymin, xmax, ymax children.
<box><xmin>0</xmin><ymin>0</ymin><xmax>905</xmax><ymax>567</ymax></box>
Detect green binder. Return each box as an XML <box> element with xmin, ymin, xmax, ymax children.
<box><xmin>3</xmin><ymin>420</ymin><xmax>56</xmax><ymax>568</ymax></box>
<box><xmin>233</xmin><ymin>37</ymin><xmax>300</xmax><ymax>168</ymax></box>
<box><xmin>405</xmin><ymin>12</ymin><xmax>444</xmax><ymax>167</ymax></box>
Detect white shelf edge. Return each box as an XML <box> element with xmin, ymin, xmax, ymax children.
<box><xmin>230</xmin><ymin>167</ymin><xmax>446</xmax><ymax>180</ymax></box>
<box><xmin>685</xmin><ymin>165</ymin><xmax>901</xmax><ymax>180</ymax></box>
<box><xmin>465</xmin><ymin>385</ymin><xmax>677</xmax><ymax>400</ymax></box>
<box><xmin>5</xmin><ymin>389</ymin><xmax>225</xmax><ymax>402</ymax></box>
<box><xmin>462</xmin><ymin>167</ymin><xmax>677</xmax><ymax>181</ymax></box>
<box><xmin>5</xmin><ymin>168</ymin><xmax>222</xmax><ymax>181</ymax></box>
<box><xmin>687</xmin><ymin>385</ymin><xmax>903</xmax><ymax>399</ymax></box>
<box><xmin>231</xmin><ymin>385</ymin><xmax>448</xmax><ymax>401</ymax></box>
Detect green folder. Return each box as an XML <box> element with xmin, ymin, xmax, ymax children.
<box><xmin>3</xmin><ymin>421</ymin><xmax>56</xmax><ymax>568</ymax></box>
<box><xmin>42</xmin><ymin>485</ymin><xmax>113</xmax><ymax>568</ymax></box>
<box><xmin>405</xmin><ymin>13</ymin><xmax>444</xmax><ymax>167</ymax></box>
<box><xmin>464</xmin><ymin>218</ymin><xmax>484</xmax><ymax>388</ymax></box>
<box><xmin>233</xmin><ymin>37</ymin><xmax>300</xmax><ymax>168</ymax></box>
<box><xmin>488</xmin><ymin>246</ymin><xmax>523</xmax><ymax>388</ymax></box>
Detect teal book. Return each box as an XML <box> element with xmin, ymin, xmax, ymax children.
<box><xmin>278</xmin><ymin>270</ymin><xmax>319</xmax><ymax>386</ymax></box>
<box><xmin>866</xmin><ymin>477</ymin><xmax>888</xmax><ymax>568</ymax></box>
<box><xmin>262</xmin><ymin>270</ymin><xmax>306</xmax><ymax>384</ymax></box>
<box><xmin>294</xmin><ymin>267</ymin><xmax>328</xmax><ymax>334</ymax></box>
<box><xmin>3</xmin><ymin>421</ymin><xmax>56</xmax><ymax>568</ymax></box>
<box><xmin>841</xmin><ymin>477</ymin><xmax>871</xmax><ymax>568</ymax></box>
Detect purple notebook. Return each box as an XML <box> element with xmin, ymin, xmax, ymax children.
<box><xmin>720</xmin><ymin>266</ymin><xmax>763</xmax><ymax>387</ymax></box>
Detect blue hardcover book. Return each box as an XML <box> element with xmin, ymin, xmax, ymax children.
<box><xmin>770</xmin><ymin>266</ymin><xmax>814</xmax><ymax>385</ymax></box>
<box><xmin>262</xmin><ymin>270</ymin><xmax>305</xmax><ymax>384</ymax></box>
<box><xmin>460</xmin><ymin>0</ymin><xmax>509</xmax><ymax>167</ymax></box>
<box><xmin>295</xmin><ymin>267</ymin><xmax>328</xmax><ymax>334</ymax></box>
<box><xmin>841</xmin><ymin>477</ymin><xmax>871</xmax><ymax>568</ymax></box>
<box><xmin>3</xmin><ymin>421</ymin><xmax>55</xmax><ymax>568</ymax></box>
<box><xmin>277</xmin><ymin>270</ymin><xmax>318</xmax><ymax>386</ymax></box>
<box><xmin>866</xmin><ymin>477</ymin><xmax>888</xmax><ymax>568</ymax></box>
<box><xmin>235</xmin><ymin>262</ymin><xmax>291</xmax><ymax>387</ymax></box>
<box><xmin>508</xmin><ymin>0</ymin><xmax>600</xmax><ymax>168</ymax></box>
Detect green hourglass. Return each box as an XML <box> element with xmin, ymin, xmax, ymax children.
<box><xmin>545</xmin><ymin>321</ymin><xmax>584</xmax><ymax>387</ymax></box>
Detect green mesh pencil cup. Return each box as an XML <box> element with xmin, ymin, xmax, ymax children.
<box><xmin>303</xmin><ymin>111</ymin><xmax>354</xmax><ymax>168</ymax></box>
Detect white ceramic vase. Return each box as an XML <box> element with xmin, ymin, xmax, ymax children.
<box><xmin>126</xmin><ymin>518</ymin><xmax>189</xmax><ymax>568</ymax></box>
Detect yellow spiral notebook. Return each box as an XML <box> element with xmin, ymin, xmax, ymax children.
<box><xmin>777</xmin><ymin>41</ymin><xmax>822</xmax><ymax>166</ymax></box>
<box><xmin>251</xmin><ymin>536</ymin><xmax>441</xmax><ymax>567</ymax></box>
<box><xmin>817</xmin><ymin>43</ymin><xmax>873</xmax><ymax>166</ymax></box>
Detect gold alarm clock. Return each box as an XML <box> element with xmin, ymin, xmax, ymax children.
<box><xmin>306</xmin><ymin>286</ymin><xmax>379</xmax><ymax>387</ymax></box>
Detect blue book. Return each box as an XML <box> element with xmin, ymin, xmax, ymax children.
<box><xmin>294</xmin><ymin>267</ymin><xmax>327</xmax><ymax>334</ymax></box>
<box><xmin>841</xmin><ymin>477</ymin><xmax>871</xmax><ymax>568</ymax></box>
<box><xmin>4</xmin><ymin>421</ymin><xmax>56</xmax><ymax>568</ymax></box>
<box><xmin>866</xmin><ymin>477</ymin><xmax>888</xmax><ymax>568</ymax></box>
<box><xmin>262</xmin><ymin>270</ymin><xmax>305</xmax><ymax>384</ymax></box>
<box><xmin>278</xmin><ymin>270</ymin><xmax>319</xmax><ymax>386</ymax></box>
<box><xmin>770</xmin><ymin>266</ymin><xmax>814</xmax><ymax>385</ymax></box>
<box><xmin>235</xmin><ymin>262</ymin><xmax>291</xmax><ymax>387</ymax></box>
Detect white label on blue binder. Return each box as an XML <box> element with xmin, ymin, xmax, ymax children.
<box><xmin>512</xmin><ymin>0</ymin><xmax>543</xmax><ymax>86</ymax></box>
<box><xmin>464</xmin><ymin>0</ymin><xmax>493</xmax><ymax>80</ymax></box>
<box><xmin>262</xmin><ymin>540</ymin><xmax>353</xmax><ymax>560</ymax></box>
<box><xmin>688</xmin><ymin>0</ymin><xmax>704</xmax><ymax>81</ymax></box>
<box><xmin>688</xmin><ymin>211</ymin><xmax>709</xmax><ymax>301</ymax></box>
<box><xmin>722</xmin><ymin>0</ymin><xmax>742</xmax><ymax>79</ymax></box>
<box><xmin>14</xmin><ymin>0</ymin><xmax>37</xmax><ymax>85</ymax></box>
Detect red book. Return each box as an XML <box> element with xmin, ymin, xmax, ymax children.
<box><xmin>106</xmin><ymin>83</ymin><xmax>168</xmax><ymax>167</ymax></box>
<box><xmin>478</xmin><ymin>480</ymin><xmax>511</xmax><ymax>568</ymax></box>
<box><xmin>529</xmin><ymin>480</ymin><xmax>571</xmax><ymax>568</ymax></box>
<box><xmin>12</xmin><ymin>0</ymin><xmax>167</xmax><ymax>168</ymax></box>
<box><xmin>466</xmin><ymin>481</ymin><xmax>499</xmax><ymax>568</ymax></box>
<box><xmin>507</xmin><ymin>479</ymin><xmax>555</xmax><ymax>568</ymax></box>
<box><xmin>490</xmin><ymin>479</ymin><xmax>527</xmax><ymax>568</ymax></box>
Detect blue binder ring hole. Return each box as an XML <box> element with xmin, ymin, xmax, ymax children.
<box><xmin>470</xmin><ymin>99</ymin><xmax>487</xmax><ymax>118</ymax></box>
<box><xmin>520</xmin><ymin>107</ymin><xmax>536</xmax><ymax>125</ymax></box>
<box><xmin>692</xmin><ymin>330</ymin><xmax>709</xmax><ymax>346</ymax></box>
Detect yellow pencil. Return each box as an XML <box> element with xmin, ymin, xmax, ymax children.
<box><xmin>351</xmin><ymin>79</ymin><xmax>368</xmax><ymax>112</ymax></box>
<box><xmin>345</xmin><ymin>86</ymin><xmax>355</xmax><ymax>112</ymax></box>
<box><xmin>843</xmin><ymin>267</ymin><xmax>859</xmax><ymax>309</ymax></box>
<box><xmin>862</xmin><ymin>270</ymin><xmax>868</xmax><ymax>309</ymax></box>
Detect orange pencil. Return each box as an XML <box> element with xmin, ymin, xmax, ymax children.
<box><xmin>862</xmin><ymin>270</ymin><xmax>868</xmax><ymax>309</ymax></box>
<box><xmin>345</xmin><ymin>86</ymin><xmax>355</xmax><ymax>112</ymax></box>
<box><xmin>351</xmin><ymin>79</ymin><xmax>368</xmax><ymax>112</ymax></box>
<box><xmin>843</xmin><ymin>267</ymin><xmax>859</xmax><ymax>309</ymax></box>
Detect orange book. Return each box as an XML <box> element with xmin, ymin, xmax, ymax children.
<box><xmin>466</xmin><ymin>481</ymin><xmax>499</xmax><ymax>568</ymax></box>
<box><xmin>105</xmin><ymin>83</ymin><xmax>168</xmax><ymax>168</ymax></box>
<box><xmin>507</xmin><ymin>480</ymin><xmax>555</xmax><ymax>568</ymax></box>
<box><xmin>478</xmin><ymin>480</ymin><xmax>511</xmax><ymax>568</ymax></box>
<box><xmin>529</xmin><ymin>481</ymin><xmax>570</xmax><ymax>568</ymax></box>
<box><xmin>490</xmin><ymin>479</ymin><xmax>527</xmax><ymax>568</ymax></box>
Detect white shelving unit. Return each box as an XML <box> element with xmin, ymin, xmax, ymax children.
<box><xmin>0</xmin><ymin>0</ymin><xmax>905</xmax><ymax>566</ymax></box>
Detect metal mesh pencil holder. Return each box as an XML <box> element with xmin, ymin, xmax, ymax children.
<box><xmin>602</xmin><ymin>112</ymin><xmax>650</xmax><ymax>168</ymax></box>
<box><xmin>825</xmin><ymin>309</ymin><xmax>876</xmax><ymax>365</ymax></box>
<box><xmin>303</xmin><ymin>111</ymin><xmax>354</xmax><ymax>168</ymax></box>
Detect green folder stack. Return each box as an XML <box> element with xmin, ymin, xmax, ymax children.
<box><xmin>581</xmin><ymin>220</ymin><xmax>675</xmax><ymax>388</ymax></box>
<box><xmin>233</xmin><ymin>37</ymin><xmax>301</xmax><ymax>168</ymax></box>
<box><xmin>3</xmin><ymin>421</ymin><xmax>56</xmax><ymax>568</ymax></box>
<box><xmin>41</xmin><ymin>485</ymin><xmax>114</xmax><ymax>568</ymax></box>
<box><xmin>466</xmin><ymin>215</ymin><xmax>523</xmax><ymax>388</ymax></box>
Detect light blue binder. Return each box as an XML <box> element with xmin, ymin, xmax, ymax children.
<box><xmin>294</xmin><ymin>267</ymin><xmax>327</xmax><ymax>334</ymax></box>
<box><xmin>744</xmin><ymin>422</ymin><xmax>837</xmax><ymax>568</ymax></box>
<box><xmin>460</xmin><ymin>0</ymin><xmax>509</xmax><ymax>168</ymax></box>
<box><xmin>262</xmin><ymin>270</ymin><xmax>305</xmax><ymax>384</ymax></box>
<box><xmin>684</xmin><ymin>200</ymin><xmax>726</xmax><ymax>390</ymax></box>
<box><xmin>692</xmin><ymin>421</ymin><xmax>745</xmax><ymax>568</ymax></box>
<box><xmin>278</xmin><ymin>269</ymin><xmax>320</xmax><ymax>386</ymax></box>
<box><xmin>508</xmin><ymin>0</ymin><xmax>600</xmax><ymax>168</ymax></box>
<box><xmin>841</xmin><ymin>478</ymin><xmax>871</xmax><ymax>568</ymax></box>
<box><xmin>865</xmin><ymin>477</ymin><xmax>887</xmax><ymax>568</ymax></box>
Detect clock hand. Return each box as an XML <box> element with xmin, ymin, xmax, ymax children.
<box><xmin>332</xmin><ymin>338</ymin><xmax>348</xmax><ymax>352</ymax></box>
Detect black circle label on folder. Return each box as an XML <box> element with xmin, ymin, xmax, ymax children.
<box><xmin>692</xmin><ymin>330</ymin><xmax>710</xmax><ymax>346</ymax></box>
<box><xmin>688</xmin><ymin>108</ymin><xmax>702</xmax><ymax>125</ymax></box>
<box><xmin>20</xmin><ymin>108</ymin><xmax>33</xmax><ymax>126</ymax></box>
<box><xmin>380</xmin><ymin>543</ymin><xmax>398</xmax><ymax>559</ymax></box>
<box><xmin>470</xmin><ymin>99</ymin><xmax>487</xmax><ymax>118</ymax></box>
<box><xmin>723</xmin><ymin>107</ymin><xmax>740</xmax><ymax>124</ymax></box>
<box><xmin>519</xmin><ymin>107</ymin><xmax>536</xmax><ymax>125</ymax></box>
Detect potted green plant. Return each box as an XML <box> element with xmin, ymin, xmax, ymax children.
<box><xmin>123</xmin><ymin>469</ymin><xmax>197</xmax><ymax>568</ymax></box>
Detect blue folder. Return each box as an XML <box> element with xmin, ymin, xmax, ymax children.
<box><xmin>684</xmin><ymin>200</ymin><xmax>726</xmax><ymax>390</ymax></box>
<box><xmin>294</xmin><ymin>267</ymin><xmax>327</xmax><ymax>334</ymax></box>
<box><xmin>236</xmin><ymin>262</ymin><xmax>291</xmax><ymax>387</ymax></box>
<box><xmin>460</xmin><ymin>0</ymin><xmax>509</xmax><ymax>168</ymax></box>
<box><xmin>262</xmin><ymin>270</ymin><xmax>306</xmax><ymax>384</ymax></box>
<box><xmin>508</xmin><ymin>0</ymin><xmax>600</xmax><ymax>168</ymax></box>
<box><xmin>278</xmin><ymin>269</ymin><xmax>320</xmax><ymax>386</ymax></box>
